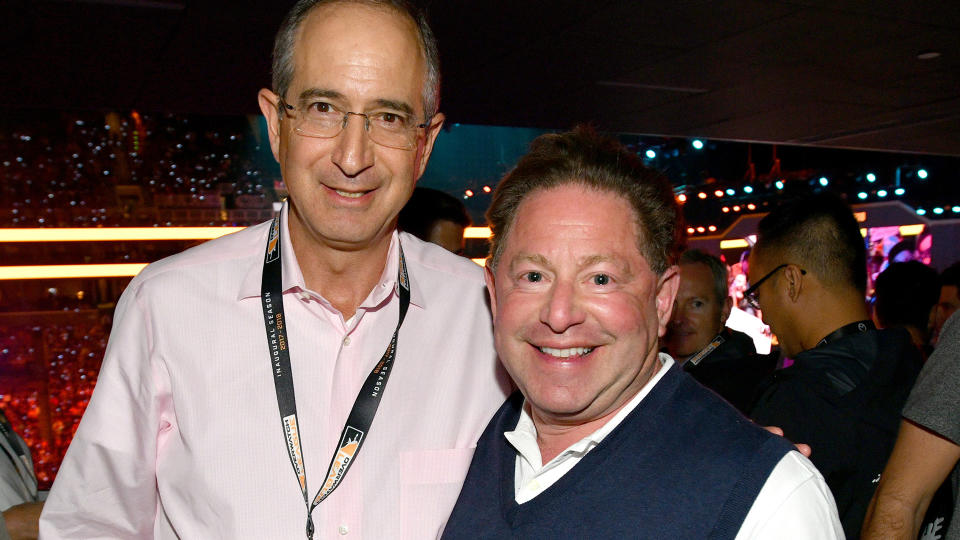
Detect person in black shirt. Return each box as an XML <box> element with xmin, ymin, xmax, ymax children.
<box><xmin>665</xmin><ymin>249</ymin><xmax>775</xmax><ymax>413</ymax></box>
<box><xmin>747</xmin><ymin>192</ymin><xmax>922</xmax><ymax>539</ymax></box>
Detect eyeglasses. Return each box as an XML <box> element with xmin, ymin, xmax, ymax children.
<box><xmin>743</xmin><ymin>264</ymin><xmax>806</xmax><ymax>310</ymax></box>
<box><xmin>277</xmin><ymin>96</ymin><xmax>430</xmax><ymax>150</ymax></box>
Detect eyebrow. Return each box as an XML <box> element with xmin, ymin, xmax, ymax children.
<box><xmin>297</xmin><ymin>88</ymin><xmax>416</xmax><ymax>116</ymax></box>
<box><xmin>509</xmin><ymin>253</ymin><xmax>551</xmax><ymax>274</ymax></box>
<box><xmin>372</xmin><ymin>99</ymin><xmax>416</xmax><ymax>116</ymax></box>
<box><xmin>297</xmin><ymin>88</ymin><xmax>344</xmax><ymax>104</ymax></box>
<box><xmin>507</xmin><ymin>253</ymin><xmax>634</xmax><ymax>278</ymax></box>
<box><xmin>580</xmin><ymin>254</ymin><xmax>634</xmax><ymax>279</ymax></box>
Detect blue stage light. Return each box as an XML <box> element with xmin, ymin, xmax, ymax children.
<box><xmin>894</xmin><ymin>188</ymin><xmax>905</xmax><ymax>196</ymax></box>
<box><xmin>866</xmin><ymin>173</ymin><xmax>876</xmax><ymax>183</ymax></box>
<box><xmin>917</xmin><ymin>208</ymin><xmax>927</xmax><ymax>216</ymax></box>
<box><xmin>877</xmin><ymin>190</ymin><xmax>888</xmax><ymax>198</ymax></box>
<box><xmin>775</xmin><ymin>180</ymin><xmax>784</xmax><ymax>190</ymax></box>
<box><xmin>645</xmin><ymin>149</ymin><xmax>657</xmax><ymax>159</ymax></box>
<box><xmin>819</xmin><ymin>177</ymin><xmax>829</xmax><ymax>187</ymax></box>
<box><xmin>917</xmin><ymin>169</ymin><xmax>928</xmax><ymax>179</ymax></box>
<box><xmin>857</xmin><ymin>192</ymin><xmax>868</xmax><ymax>200</ymax></box>
<box><xmin>692</xmin><ymin>139</ymin><xmax>704</xmax><ymax>150</ymax></box>
<box><xmin>743</xmin><ymin>186</ymin><xmax>753</xmax><ymax>194</ymax></box>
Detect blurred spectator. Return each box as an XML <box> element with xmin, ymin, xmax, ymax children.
<box><xmin>873</xmin><ymin>261</ymin><xmax>941</xmax><ymax>358</ymax></box>
<box><xmin>747</xmin><ymin>193</ymin><xmax>922</xmax><ymax>539</ymax></box>
<box><xmin>0</xmin><ymin>318</ymin><xmax>107</xmax><ymax>490</ymax></box>
<box><xmin>1</xmin><ymin>111</ymin><xmax>277</xmax><ymax>227</ymax></box>
<box><xmin>862</xmin><ymin>310</ymin><xmax>960</xmax><ymax>539</ymax></box>
<box><xmin>397</xmin><ymin>187</ymin><xmax>472</xmax><ymax>254</ymax></box>
<box><xmin>933</xmin><ymin>262</ymin><xmax>960</xmax><ymax>347</ymax></box>
<box><xmin>664</xmin><ymin>250</ymin><xmax>776</xmax><ymax>413</ymax></box>
<box><xmin>1</xmin><ymin>408</ymin><xmax>42</xmax><ymax>540</ymax></box>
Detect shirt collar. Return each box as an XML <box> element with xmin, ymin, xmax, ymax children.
<box><xmin>361</xmin><ymin>230</ymin><xmax>426</xmax><ymax>311</ymax></box>
<box><xmin>238</xmin><ymin>202</ymin><xmax>425</xmax><ymax>310</ymax></box>
<box><xmin>504</xmin><ymin>353</ymin><xmax>675</xmax><ymax>470</ymax></box>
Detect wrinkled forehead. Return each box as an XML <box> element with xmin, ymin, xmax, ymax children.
<box><xmin>291</xmin><ymin>3</ymin><xmax>426</xmax><ymax>102</ymax></box>
<box><xmin>503</xmin><ymin>185</ymin><xmax>650</xmax><ymax>267</ymax></box>
<box><xmin>679</xmin><ymin>262</ymin><xmax>719</xmax><ymax>297</ymax></box>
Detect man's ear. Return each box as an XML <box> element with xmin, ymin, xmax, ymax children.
<box><xmin>414</xmin><ymin>112</ymin><xmax>445</xmax><ymax>180</ymax></box>
<box><xmin>656</xmin><ymin>266</ymin><xmax>681</xmax><ymax>337</ymax></box>
<box><xmin>784</xmin><ymin>264</ymin><xmax>805</xmax><ymax>302</ymax></box>
<box><xmin>257</xmin><ymin>88</ymin><xmax>282</xmax><ymax>163</ymax></box>
<box><xmin>484</xmin><ymin>262</ymin><xmax>497</xmax><ymax>319</ymax></box>
<box><xmin>721</xmin><ymin>295</ymin><xmax>733</xmax><ymax>326</ymax></box>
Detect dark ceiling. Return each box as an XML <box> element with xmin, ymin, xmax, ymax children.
<box><xmin>4</xmin><ymin>0</ymin><xmax>960</xmax><ymax>156</ymax></box>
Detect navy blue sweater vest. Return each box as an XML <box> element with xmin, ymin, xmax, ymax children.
<box><xmin>443</xmin><ymin>364</ymin><xmax>793</xmax><ymax>539</ymax></box>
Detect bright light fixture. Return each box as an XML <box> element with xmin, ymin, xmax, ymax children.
<box><xmin>0</xmin><ymin>227</ymin><xmax>244</xmax><ymax>242</ymax></box>
<box><xmin>0</xmin><ymin>263</ymin><xmax>149</xmax><ymax>280</ymax></box>
<box><xmin>463</xmin><ymin>227</ymin><xmax>492</xmax><ymax>239</ymax></box>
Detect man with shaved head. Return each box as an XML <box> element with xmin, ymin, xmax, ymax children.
<box><xmin>41</xmin><ymin>2</ymin><xmax>510</xmax><ymax>538</ymax></box>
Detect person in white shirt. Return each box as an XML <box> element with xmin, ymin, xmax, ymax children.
<box><xmin>442</xmin><ymin>127</ymin><xmax>843</xmax><ymax>539</ymax></box>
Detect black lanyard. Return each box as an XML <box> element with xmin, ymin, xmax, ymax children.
<box><xmin>260</xmin><ymin>216</ymin><xmax>410</xmax><ymax>540</ymax></box>
<box><xmin>817</xmin><ymin>320</ymin><xmax>875</xmax><ymax>347</ymax></box>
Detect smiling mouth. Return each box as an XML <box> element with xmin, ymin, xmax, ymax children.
<box><xmin>334</xmin><ymin>189</ymin><xmax>369</xmax><ymax>198</ymax></box>
<box><xmin>538</xmin><ymin>346</ymin><xmax>595</xmax><ymax>358</ymax></box>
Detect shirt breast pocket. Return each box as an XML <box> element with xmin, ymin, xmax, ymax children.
<box><xmin>399</xmin><ymin>447</ymin><xmax>476</xmax><ymax>539</ymax></box>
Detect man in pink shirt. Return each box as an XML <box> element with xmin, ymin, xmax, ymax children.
<box><xmin>39</xmin><ymin>1</ymin><xmax>510</xmax><ymax>538</ymax></box>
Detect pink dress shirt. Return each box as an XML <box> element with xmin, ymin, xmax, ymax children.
<box><xmin>39</xmin><ymin>205</ymin><xmax>511</xmax><ymax>539</ymax></box>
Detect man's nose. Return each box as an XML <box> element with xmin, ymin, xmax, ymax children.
<box><xmin>540</xmin><ymin>281</ymin><xmax>586</xmax><ymax>333</ymax></box>
<box><xmin>331</xmin><ymin>113</ymin><xmax>375</xmax><ymax>177</ymax></box>
<box><xmin>669</xmin><ymin>302</ymin><xmax>686</xmax><ymax>327</ymax></box>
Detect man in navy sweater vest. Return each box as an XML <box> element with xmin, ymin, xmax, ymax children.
<box><xmin>442</xmin><ymin>128</ymin><xmax>843</xmax><ymax>539</ymax></box>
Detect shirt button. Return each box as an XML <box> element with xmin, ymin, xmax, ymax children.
<box><xmin>343</xmin><ymin>336</ymin><xmax>351</xmax><ymax>346</ymax></box>
<box><xmin>338</xmin><ymin>525</ymin><xmax>349</xmax><ymax>535</ymax></box>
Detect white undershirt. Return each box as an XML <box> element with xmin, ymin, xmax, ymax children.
<box><xmin>504</xmin><ymin>354</ymin><xmax>844</xmax><ymax>539</ymax></box>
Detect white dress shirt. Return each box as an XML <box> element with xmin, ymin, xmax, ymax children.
<box><xmin>506</xmin><ymin>354</ymin><xmax>844</xmax><ymax>539</ymax></box>
<box><xmin>40</xmin><ymin>204</ymin><xmax>511</xmax><ymax>539</ymax></box>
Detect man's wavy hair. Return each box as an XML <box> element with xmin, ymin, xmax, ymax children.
<box><xmin>486</xmin><ymin>126</ymin><xmax>682</xmax><ymax>275</ymax></box>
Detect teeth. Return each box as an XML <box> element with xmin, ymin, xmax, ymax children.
<box><xmin>539</xmin><ymin>346</ymin><xmax>594</xmax><ymax>358</ymax></box>
<box><xmin>335</xmin><ymin>189</ymin><xmax>365</xmax><ymax>198</ymax></box>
